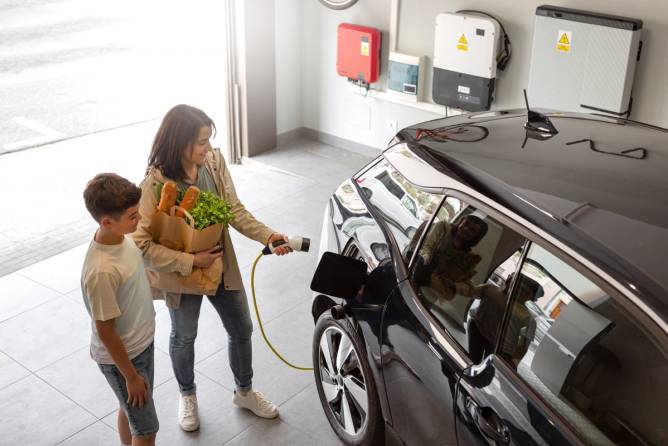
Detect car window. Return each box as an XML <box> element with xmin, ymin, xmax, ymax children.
<box><xmin>409</xmin><ymin>198</ymin><xmax>527</xmax><ymax>361</ymax></box>
<box><xmin>501</xmin><ymin>243</ymin><xmax>668</xmax><ymax>446</ymax></box>
<box><xmin>356</xmin><ymin>158</ymin><xmax>442</xmax><ymax>261</ymax></box>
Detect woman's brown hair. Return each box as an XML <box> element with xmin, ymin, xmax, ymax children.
<box><xmin>147</xmin><ymin>104</ymin><xmax>216</xmax><ymax>181</ymax></box>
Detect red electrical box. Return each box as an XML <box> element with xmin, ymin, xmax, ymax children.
<box><xmin>337</xmin><ymin>23</ymin><xmax>381</xmax><ymax>84</ymax></box>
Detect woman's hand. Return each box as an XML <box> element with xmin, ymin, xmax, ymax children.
<box><xmin>193</xmin><ymin>246</ymin><xmax>223</xmax><ymax>268</ymax></box>
<box><xmin>267</xmin><ymin>233</ymin><xmax>293</xmax><ymax>256</ymax></box>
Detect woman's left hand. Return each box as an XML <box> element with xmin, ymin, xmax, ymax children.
<box><xmin>268</xmin><ymin>233</ymin><xmax>293</xmax><ymax>256</ymax></box>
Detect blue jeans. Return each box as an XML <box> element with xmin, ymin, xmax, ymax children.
<box><xmin>98</xmin><ymin>342</ymin><xmax>159</xmax><ymax>437</ymax></box>
<box><xmin>169</xmin><ymin>281</ymin><xmax>254</xmax><ymax>395</ymax></box>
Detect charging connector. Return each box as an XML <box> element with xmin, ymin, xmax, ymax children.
<box><xmin>262</xmin><ymin>236</ymin><xmax>311</xmax><ymax>255</ymax></box>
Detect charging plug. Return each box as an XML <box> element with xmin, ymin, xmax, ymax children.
<box><xmin>262</xmin><ymin>236</ymin><xmax>311</xmax><ymax>255</ymax></box>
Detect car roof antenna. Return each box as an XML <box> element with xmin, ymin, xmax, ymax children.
<box><xmin>524</xmin><ymin>89</ymin><xmax>558</xmax><ymax>135</ymax></box>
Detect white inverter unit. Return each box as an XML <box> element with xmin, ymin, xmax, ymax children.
<box><xmin>527</xmin><ymin>5</ymin><xmax>642</xmax><ymax>117</ymax></box>
<box><xmin>432</xmin><ymin>12</ymin><xmax>501</xmax><ymax>112</ymax></box>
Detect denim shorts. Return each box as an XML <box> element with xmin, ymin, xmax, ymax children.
<box><xmin>98</xmin><ymin>342</ymin><xmax>159</xmax><ymax>437</ymax></box>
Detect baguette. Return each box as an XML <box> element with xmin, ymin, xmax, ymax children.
<box><xmin>175</xmin><ymin>186</ymin><xmax>200</xmax><ymax>217</ymax></box>
<box><xmin>157</xmin><ymin>181</ymin><xmax>178</xmax><ymax>213</ymax></box>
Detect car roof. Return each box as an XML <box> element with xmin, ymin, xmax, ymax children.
<box><xmin>393</xmin><ymin>110</ymin><xmax>668</xmax><ymax>320</ymax></box>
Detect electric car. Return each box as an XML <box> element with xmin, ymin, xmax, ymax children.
<box><xmin>310</xmin><ymin>109</ymin><xmax>668</xmax><ymax>446</ymax></box>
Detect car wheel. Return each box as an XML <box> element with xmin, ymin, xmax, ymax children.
<box><xmin>313</xmin><ymin>312</ymin><xmax>384</xmax><ymax>445</ymax></box>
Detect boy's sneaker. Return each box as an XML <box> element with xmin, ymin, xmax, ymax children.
<box><xmin>233</xmin><ymin>389</ymin><xmax>279</xmax><ymax>419</ymax></box>
<box><xmin>178</xmin><ymin>394</ymin><xmax>200</xmax><ymax>431</ymax></box>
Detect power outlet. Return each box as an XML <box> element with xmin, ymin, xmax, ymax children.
<box><xmin>387</xmin><ymin>120</ymin><xmax>398</xmax><ymax>132</ymax></box>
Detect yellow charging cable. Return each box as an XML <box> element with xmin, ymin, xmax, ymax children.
<box><xmin>250</xmin><ymin>252</ymin><xmax>313</xmax><ymax>371</ymax></box>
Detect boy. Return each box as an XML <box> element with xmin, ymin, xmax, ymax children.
<box><xmin>81</xmin><ymin>173</ymin><xmax>158</xmax><ymax>446</ymax></box>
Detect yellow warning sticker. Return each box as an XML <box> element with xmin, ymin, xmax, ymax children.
<box><xmin>361</xmin><ymin>41</ymin><xmax>369</xmax><ymax>56</ymax></box>
<box><xmin>556</xmin><ymin>30</ymin><xmax>572</xmax><ymax>52</ymax></box>
<box><xmin>457</xmin><ymin>33</ymin><xmax>468</xmax><ymax>52</ymax></box>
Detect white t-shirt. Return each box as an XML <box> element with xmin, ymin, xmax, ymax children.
<box><xmin>81</xmin><ymin>236</ymin><xmax>155</xmax><ymax>364</ymax></box>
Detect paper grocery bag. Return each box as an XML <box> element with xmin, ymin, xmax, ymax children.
<box><xmin>147</xmin><ymin>206</ymin><xmax>225</xmax><ymax>295</ymax></box>
<box><xmin>146</xmin><ymin>257</ymin><xmax>223</xmax><ymax>296</ymax></box>
<box><xmin>150</xmin><ymin>206</ymin><xmax>223</xmax><ymax>253</ymax></box>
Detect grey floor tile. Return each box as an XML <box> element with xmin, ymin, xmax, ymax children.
<box><xmin>281</xmin><ymin>384</ymin><xmax>344</xmax><ymax>446</ymax></box>
<box><xmin>258</xmin><ymin>207</ymin><xmax>325</xmax><ymax>242</ymax></box>
<box><xmin>252</xmin><ymin>145</ymin><xmax>371</xmax><ymax>189</ymax></box>
<box><xmin>229</xmin><ymin>230</ymin><xmax>269</xmax><ymax>270</ymax></box>
<box><xmin>17</xmin><ymin>243</ymin><xmax>88</xmax><ymax>294</ymax></box>
<box><xmin>57</xmin><ymin>421</ymin><xmax>119</xmax><ymax>446</ymax></box>
<box><xmin>223</xmin><ymin>418</ymin><xmax>318</xmax><ymax>446</ymax></box>
<box><xmin>196</xmin><ymin>302</ymin><xmax>315</xmax><ymax>405</ymax></box>
<box><xmin>0</xmin><ymin>297</ymin><xmax>90</xmax><ymax>371</ymax></box>
<box><xmin>241</xmin><ymin>256</ymin><xmax>318</xmax><ymax>328</ymax></box>
<box><xmin>64</xmin><ymin>287</ymin><xmax>85</xmax><ymax>307</ymax></box>
<box><xmin>0</xmin><ymin>375</ymin><xmax>96</xmax><ymax>445</ymax></box>
<box><xmin>0</xmin><ymin>272</ymin><xmax>63</xmax><ymax>322</ymax></box>
<box><xmin>0</xmin><ymin>350</ymin><xmax>30</xmax><ymax>390</ymax></box>
<box><xmin>37</xmin><ymin>345</ymin><xmax>174</xmax><ymax>418</ymax></box>
<box><xmin>239</xmin><ymin>178</ymin><xmax>317</xmax><ymax>215</ymax></box>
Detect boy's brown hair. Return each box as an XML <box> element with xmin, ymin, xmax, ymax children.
<box><xmin>83</xmin><ymin>173</ymin><xmax>142</xmax><ymax>222</ymax></box>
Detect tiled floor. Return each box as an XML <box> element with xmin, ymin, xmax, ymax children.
<box><xmin>0</xmin><ymin>126</ymin><xmax>375</xmax><ymax>445</ymax></box>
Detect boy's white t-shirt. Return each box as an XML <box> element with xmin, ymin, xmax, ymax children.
<box><xmin>81</xmin><ymin>236</ymin><xmax>155</xmax><ymax>364</ymax></box>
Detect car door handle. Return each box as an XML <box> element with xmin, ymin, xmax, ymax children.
<box><xmin>466</xmin><ymin>396</ymin><xmax>510</xmax><ymax>445</ymax></box>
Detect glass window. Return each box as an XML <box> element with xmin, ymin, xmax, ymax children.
<box><xmin>356</xmin><ymin>159</ymin><xmax>442</xmax><ymax>261</ymax></box>
<box><xmin>501</xmin><ymin>243</ymin><xmax>668</xmax><ymax>446</ymax></box>
<box><xmin>410</xmin><ymin>199</ymin><xmax>526</xmax><ymax>361</ymax></box>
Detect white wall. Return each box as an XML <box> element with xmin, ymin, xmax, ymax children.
<box><xmin>300</xmin><ymin>0</ymin><xmax>438</xmax><ymax>149</ymax></box>
<box><xmin>236</xmin><ymin>0</ymin><xmax>277</xmax><ymax>156</ymax></box>
<box><xmin>279</xmin><ymin>0</ymin><xmax>668</xmax><ymax>150</ymax></box>
<box><xmin>275</xmin><ymin>0</ymin><xmax>303</xmax><ymax>135</ymax></box>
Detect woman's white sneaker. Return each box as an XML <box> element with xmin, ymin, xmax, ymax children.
<box><xmin>178</xmin><ymin>393</ymin><xmax>200</xmax><ymax>431</ymax></box>
<box><xmin>233</xmin><ymin>389</ymin><xmax>279</xmax><ymax>419</ymax></box>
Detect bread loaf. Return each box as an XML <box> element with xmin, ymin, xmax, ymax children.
<box><xmin>175</xmin><ymin>186</ymin><xmax>200</xmax><ymax>217</ymax></box>
<box><xmin>157</xmin><ymin>181</ymin><xmax>178</xmax><ymax>213</ymax></box>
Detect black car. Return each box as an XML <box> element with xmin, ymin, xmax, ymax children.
<box><xmin>309</xmin><ymin>110</ymin><xmax>668</xmax><ymax>446</ymax></box>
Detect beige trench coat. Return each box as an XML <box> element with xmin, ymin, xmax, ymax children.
<box><xmin>132</xmin><ymin>148</ymin><xmax>275</xmax><ymax>308</ymax></box>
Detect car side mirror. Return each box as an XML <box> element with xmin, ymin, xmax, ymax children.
<box><xmin>310</xmin><ymin>252</ymin><xmax>367</xmax><ymax>300</ymax></box>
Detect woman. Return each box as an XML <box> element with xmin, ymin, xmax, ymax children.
<box><xmin>421</xmin><ymin>214</ymin><xmax>488</xmax><ymax>300</ymax></box>
<box><xmin>133</xmin><ymin>104</ymin><xmax>291</xmax><ymax>432</ymax></box>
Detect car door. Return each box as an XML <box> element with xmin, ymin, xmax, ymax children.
<box><xmin>381</xmin><ymin>197</ymin><xmax>528</xmax><ymax>445</ymax></box>
<box><xmin>455</xmin><ymin>241</ymin><xmax>668</xmax><ymax>446</ymax></box>
<box><xmin>347</xmin><ymin>157</ymin><xmax>446</xmax><ymax>429</ymax></box>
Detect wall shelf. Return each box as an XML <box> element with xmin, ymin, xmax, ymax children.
<box><xmin>348</xmin><ymin>83</ymin><xmax>462</xmax><ymax>117</ymax></box>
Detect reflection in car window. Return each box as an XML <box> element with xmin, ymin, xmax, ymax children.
<box><xmin>410</xmin><ymin>199</ymin><xmax>526</xmax><ymax>359</ymax></box>
<box><xmin>356</xmin><ymin>158</ymin><xmax>442</xmax><ymax>261</ymax></box>
<box><xmin>501</xmin><ymin>243</ymin><xmax>668</xmax><ymax>446</ymax></box>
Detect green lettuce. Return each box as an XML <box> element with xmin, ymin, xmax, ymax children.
<box><xmin>189</xmin><ymin>191</ymin><xmax>235</xmax><ymax>230</ymax></box>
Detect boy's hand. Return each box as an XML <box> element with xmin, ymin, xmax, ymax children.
<box><xmin>126</xmin><ymin>373</ymin><xmax>149</xmax><ymax>407</ymax></box>
<box><xmin>193</xmin><ymin>246</ymin><xmax>224</xmax><ymax>268</ymax></box>
<box><xmin>94</xmin><ymin>320</ymin><xmax>151</xmax><ymax>408</ymax></box>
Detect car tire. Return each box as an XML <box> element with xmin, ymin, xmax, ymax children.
<box><xmin>313</xmin><ymin>312</ymin><xmax>384</xmax><ymax>446</ymax></box>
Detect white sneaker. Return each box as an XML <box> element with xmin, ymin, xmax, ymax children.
<box><xmin>233</xmin><ymin>389</ymin><xmax>279</xmax><ymax>419</ymax></box>
<box><xmin>178</xmin><ymin>393</ymin><xmax>200</xmax><ymax>431</ymax></box>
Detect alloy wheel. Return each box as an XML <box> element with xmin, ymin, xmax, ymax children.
<box><xmin>318</xmin><ymin>325</ymin><xmax>369</xmax><ymax>436</ymax></box>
